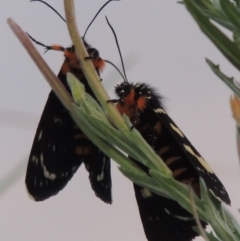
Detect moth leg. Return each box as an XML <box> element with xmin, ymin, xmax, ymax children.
<box><xmin>106</xmin><ymin>99</ymin><xmax>120</xmax><ymax>104</ymax></box>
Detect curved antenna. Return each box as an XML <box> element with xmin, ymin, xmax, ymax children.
<box><xmin>105</xmin><ymin>16</ymin><xmax>128</xmax><ymax>83</ymax></box>
<box><xmin>83</xmin><ymin>0</ymin><xmax>119</xmax><ymax>39</ymax></box>
<box><xmin>104</xmin><ymin>60</ymin><xmax>127</xmax><ymax>83</ymax></box>
<box><xmin>30</xmin><ymin>0</ymin><xmax>66</xmax><ymax>23</ymax></box>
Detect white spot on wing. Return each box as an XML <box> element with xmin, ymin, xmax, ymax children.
<box><xmin>54</xmin><ymin>117</ymin><xmax>62</xmax><ymax>124</ymax></box>
<box><xmin>209</xmin><ymin>189</ymin><xmax>222</xmax><ymax>202</ymax></box>
<box><xmin>38</xmin><ymin>130</ymin><xmax>43</xmax><ymax>141</ymax></box>
<box><xmin>40</xmin><ymin>153</ymin><xmax>43</xmax><ymax>162</ymax></box>
<box><xmin>173</xmin><ymin>215</ymin><xmax>194</xmax><ymax>221</ymax></box>
<box><xmin>97</xmin><ymin>172</ymin><xmax>104</xmax><ymax>181</ymax></box>
<box><xmin>170</xmin><ymin>123</ymin><xmax>184</xmax><ymax>137</ymax></box>
<box><xmin>31</xmin><ymin>155</ymin><xmax>38</xmax><ymax>165</ymax></box>
<box><xmin>40</xmin><ymin>154</ymin><xmax>57</xmax><ymax>180</ymax></box>
<box><xmin>97</xmin><ymin>159</ymin><xmax>105</xmax><ymax>181</ymax></box>
<box><xmin>165</xmin><ymin>208</ymin><xmax>194</xmax><ymax>221</ymax></box>
<box><xmin>183</xmin><ymin>144</ymin><xmax>213</xmax><ymax>173</ymax></box>
<box><xmin>165</xmin><ymin>208</ymin><xmax>170</xmax><ymax>215</ymax></box>
<box><xmin>154</xmin><ymin>108</ymin><xmax>166</xmax><ymax>114</ymax></box>
<box><xmin>72</xmin><ymin>166</ymin><xmax>77</xmax><ymax>172</ymax></box>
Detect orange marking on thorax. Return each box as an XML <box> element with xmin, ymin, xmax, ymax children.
<box><xmin>92</xmin><ymin>59</ymin><xmax>105</xmax><ymax>72</ymax></box>
<box><xmin>116</xmin><ymin>103</ymin><xmax>135</xmax><ymax>118</ymax></box>
<box><xmin>61</xmin><ymin>51</ymin><xmax>105</xmax><ymax>74</ymax></box>
<box><xmin>64</xmin><ymin>50</ymin><xmax>76</xmax><ymax>59</ymax></box>
<box><xmin>125</xmin><ymin>89</ymin><xmax>135</xmax><ymax>105</ymax></box>
<box><xmin>116</xmin><ymin>88</ymin><xmax>136</xmax><ymax>118</ymax></box>
<box><xmin>137</xmin><ymin>96</ymin><xmax>147</xmax><ymax>111</ymax></box>
<box><xmin>65</xmin><ymin>51</ymin><xmax>80</xmax><ymax>68</ymax></box>
<box><xmin>61</xmin><ymin>62</ymin><xmax>71</xmax><ymax>74</ymax></box>
<box><xmin>60</xmin><ymin>51</ymin><xmax>79</xmax><ymax>74</ymax></box>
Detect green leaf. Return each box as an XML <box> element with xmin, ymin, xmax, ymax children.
<box><xmin>205</xmin><ymin>231</ymin><xmax>221</xmax><ymax>241</ymax></box>
<box><xmin>190</xmin><ymin>0</ymin><xmax>235</xmax><ymax>31</ymax></box>
<box><xmin>119</xmin><ymin>166</ymin><xmax>172</xmax><ymax>199</ymax></box>
<box><xmin>150</xmin><ymin>169</ymin><xmax>207</xmax><ymax>222</ymax></box>
<box><xmin>67</xmin><ymin>67</ymin><xmax>239</xmax><ymax>241</ymax></box>
<box><xmin>220</xmin><ymin>0</ymin><xmax>240</xmax><ymax>34</ymax></box>
<box><xmin>233</xmin><ymin>31</ymin><xmax>240</xmax><ymax>49</ymax></box>
<box><xmin>200</xmin><ymin>179</ymin><xmax>238</xmax><ymax>241</ymax></box>
<box><xmin>206</xmin><ymin>58</ymin><xmax>240</xmax><ymax>97</ymax></box>
<box><xmin>233</xmin><ymin>0</ymin><xmax>240</xmax><ymax>10</ymax></box>
<box><xmin>67</xmin><ymin>73</ymin><xmax>172</xmax><ymax>175</ymax></box>
<box><xmin>222</xmin><ymin>206</ymin><xmax>240</xmax><ymax>240</ymax></box>
<box><xmin>184</xmin><ymin>0</ymin><xmax>240</xmax><ymax>71</ymax></box>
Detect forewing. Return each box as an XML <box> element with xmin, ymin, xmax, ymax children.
<box><xmin>26</xmin><ymin>73</ymin><xmax>112</xmax><ymax>203</ymax></box>
<box><xmin>26</xmin><ymin>91</ymin><xmax>82</xmax><ymax>201</ymax></box>
<box><xmin>153</xmin><ymin>107</ymin><xmax>230</xmax><ymax>204</ymax></box>
<box><xmin>84</xmin><ymin>148</ymin><xmax>112</xmax><ymax>203</ymax></box>
<box><xmin>133</xmin><ymin>184</ymin><xmax>205</xmax><ymax>241</ymax></box>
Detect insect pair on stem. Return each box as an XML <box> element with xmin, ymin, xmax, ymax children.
<box><xmin>25</xmin><ymin>1</ymin><xmax>231</xmax><ymax>241</ymax></box>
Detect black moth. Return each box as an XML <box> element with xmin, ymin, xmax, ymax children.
<box><xmin>110</xmin><ymin>81</ymin><xmax>230</xmax><ymax>241</ymax></box>
<box><xmin>25</xmin><ymin>41</ymin><xmax>112</xmax><ymax>203</ymax></box>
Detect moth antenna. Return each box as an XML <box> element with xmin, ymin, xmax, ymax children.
<box><xmin>105</xmin><ymin>16</ymin><xmax>128</xmax><ymax>83</ymax></box>
<box><xmin>26</xmin><ymin>33</ymin><xmax>47</xmax><ymax>48</ymax></box>
<box><xmin>83</xmin><ymin>0</ymin><xmax>119</xmax><ymax>39</ymax></box>
<box><xmin>30</xmin><ymin>0</ymin><xmax>66</xmax><ymax>23</ymax></box>
<box><xmin>104</xmin><ymin>60</ymin><xmax>127</xmax><ymax>83</ymax></box>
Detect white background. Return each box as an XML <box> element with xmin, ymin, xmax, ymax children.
<box><xmin>1</xmin><ymin>0</ymin><xmax>240</xmax><ymax>240</ymax></box>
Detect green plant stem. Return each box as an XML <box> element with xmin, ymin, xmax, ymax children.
<box><xmin>7</xmin><ymin>18</ymin><xmax>73</xmax><ymax>111</ymax></box>
<box><xmin>63</xmin><ymin>0</ymin><xmax>128</xmax><ymax>132</ymax></box>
